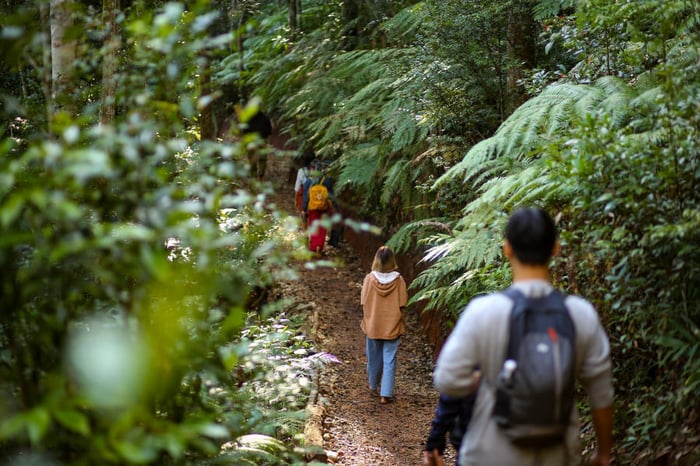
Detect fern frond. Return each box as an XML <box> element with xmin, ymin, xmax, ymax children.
<box><xmin>410</xmin><ymin>232</ymin><xmax>508</xmax><ymax>313</ymax></box>
<box><xmin>346</xmin><ymin>77</ymin><xmax>394</xmax><ymax>109</ymax></box>
<box><xmin>380</xmin><ymin>159</ymin><xmax>410</xmax><ymax>206</ymax></box>
<box><xmin>378</xmin><ymin>96</ymin><xmax>423</xmax><ymax>152</ymax></box>
<box><xmin>221</xmin><ymin>434</ymin><xmax>290</xmax><ymax>464</ymax></box>
<box><xmin>330</xmin><ymin>49</ymin><xmax>405</xmax><ymax>84</ymax></box>
<box><xmin>629</xmin><ymin>85</ymin><xmax>665</xmax><ymax>109</ymax></box>
<box><xmin>387</xmin><ymin>218</ymin><xmax>453</xmax><ymax>253</ymax></box>
<box><xmin>532</xmin><ymin>0</ymin><xmax>574</xmax><ymax>20</ymax></box>
<box><xmin>335</xmin><ymin>143</ymin><xmax>382</xmax><ymax>192</ymax></box>
<box><xmin>381</xmin><ymin>1</ymin><xmax>427</xmax><ymax>44</ymax></box>
<box><xmin>435</xmin><ymin>77</ymin><xmax>639</xmax><ymax>189</ymax></box>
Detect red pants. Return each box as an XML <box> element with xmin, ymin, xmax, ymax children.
<box><xmin>307</xmin><ymin>210</ymin><xmax>327</xmax><ymax>252</ymax></box>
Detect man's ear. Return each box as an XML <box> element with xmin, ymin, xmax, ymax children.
<box><xmin>503</xmin><ymin>240</ymin><xmax>513</xmax><ymax>259</ymax></box>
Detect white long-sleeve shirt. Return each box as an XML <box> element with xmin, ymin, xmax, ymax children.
<box><xmin>433</xmin><ymin>279</ymin><xmax>613</xmax><ymax>466</ymax></box>
<box><xmin>294</xmin><ymin>167</ymin><xmax>308</xmax><ymax>193</ymax></box>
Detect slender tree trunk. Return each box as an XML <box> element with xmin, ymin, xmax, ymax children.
<box><xmin>341</xmin><ymin>0</ymin><xmax>359</xmax><ymax>50</ymax></box>
<box><xmin>296</xmin><ymin>0</ymin><xmax>302</xmax><ymax>30</ymax></box>
<box><xmin>199</xmin><ymin>52</ymin><xmax>214</xmax><ymax>140</ymax></box>
<box><xmin>38</xmin><ymin>0</ymin><xmax>53</xmax><ymax>130</ymax></box>
<box><xmin>100</xmin><ymin>0</ymin><xmax>120</xmax><ymax>125</ymax></box>
<box><xmin>231</xmin><ymin>0</ymin><xmax>245</xmax><ymax>102</ymax></box>
<box><xmin>287</xmin><ymin>0</ymin><xmax>297</xmax><ymax>33</ymax></box>
<box><xmin>506</xmin><ymin>0</ymin><xmax>536</xmax><ymax>114</ymax></box>
<box><xmin>50</xmin><ymin>0</ymin><xmax>77</xmax><ymax>114</ymax></box>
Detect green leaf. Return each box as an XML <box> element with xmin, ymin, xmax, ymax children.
<box><xmin>112</xmin><ymin>438</ymin><xmax>159</xmax><ymax>464</ymax></box>
<box><xmin>54</xmin><ymin>409</ymin><xmax>91</xmax><ymax>436</ymax></box>
<box><xmin>1</xmin><ymin>193</ymin><xmax>24</xmax><ymax>227</ymax></box>
<box><xmin>0</xmin><ymin>413</ymin><xmax>26</xmax><ymax>440</ymax></box>
<box><xmin>197</xmin><ymin>422</ymin><xmax>229</xmax><ymax>439</ymax></box>
<box><xmin>237</xmin><ymin>97</ymin><xmax>262</xmax><ymax>124</ymax></box>
<box><xmin>219</xmin><ymin>346</ymin><xmax>239</xmax><ymax>371</ymax></box>
<box><xmin>110</xmin><ymin>224</ymin><xmax>155</xmax><ymax>242</ymax></box>
<box><xmin>160</xmin><ymin>431</ymin><xmax>186</xmax><ymax>458</ymax></box>
<box><xmin>26</xmin><ymin>407</ymin><xmax>51</xmax><ymax>445</ymax></box>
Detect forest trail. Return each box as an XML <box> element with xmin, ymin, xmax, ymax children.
<box><xmin>264</xmin><ymin>154</ymin><xmax>456</xmax><ymax>465</ymax></box>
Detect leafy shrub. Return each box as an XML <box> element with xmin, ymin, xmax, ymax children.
<box><xmin>0</xmin><ymin>2</ymin><xmax>318</xmax><ymax>464</ymax></box>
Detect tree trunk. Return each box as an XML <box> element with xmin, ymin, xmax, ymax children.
<box><xmin>100</xmin><ymin>0</ymin><xmax>120</xmax><ymax>125</ymax></box>
<box><xmin>341</xmin><ymin>0</ymin><xmax>359</xmax><ymax>50</ymax></box>
<box><xmin>287</xmin><ymin>0</ymin><xmax>297</xmax><ymax>33</ymax></box>
<box><xmin>506</xmin><ymin>0</ymin><xmax>537</xmax><ymax>114</ymax></box>
<box><xmin>38</xmin><ymin>0</ymin><xmax>53</xmax><ymax>129</ymax></box>
<box><xmin>231</xmin><ymin>0</ymin><xmax>245</xmax><ymax>102</ymax></box>
<box><xmin>199</xmin><ymin>52</ymin><xmax>214</xmax><ymax>140</ymax></box>
<box><xmin>50</xmin><ymin>0</ymin><xmax>77</xmax><ymax>114</ymax></box>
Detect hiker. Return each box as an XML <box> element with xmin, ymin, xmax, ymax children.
<box><xmin>422</xmin><ymin>392</ymin><xmax>477</xmax><ymax>466</ymax></box>
<box><xmin>302</xmin><ymin>160</ymin><xmax>334</xmax><ymax>256</ymax></box>
<box><xmin>360</xmin><ymin>246</ymin><xmax>408</xmax><ymax>405</ymax></box>
<box><xmin>294</xmin><ymin>151</ymin><xmax>315</xmax><ymax>228</ymax></box>
<box><xmin>433</xmin><ymin>207</ymin><xmax>613</xmax><ymax>466</ymax></box>
<box><xmin>243</xmin><ymin>111</ymin><xmax>272</xmax><ymax>180</ymax></box>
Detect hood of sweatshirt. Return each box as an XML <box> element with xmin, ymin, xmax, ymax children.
<box><xmin>370</xmin><ymin>271</ymin><xmax>401</xmax><ymax>297</ymax></box>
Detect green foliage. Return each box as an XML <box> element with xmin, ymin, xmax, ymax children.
<box><xmin>0</xmin><ymin>2</ymin><xmax>318</xmax><ymax>464</ymax></box>
<box><xmin>409</xmin><ymin>1</ymin><xmax>700</xmax><ymax>460</ymax></box>
<box><xmin>234</xmin><ymin>4</ymin><xmax>429</xmax><ymax>225</ymax></box>
<box><xmin>533</xmin><ymin>0</ymin><xmax>576</xmax><ymax>21</ymax></box>
<box><xmin>552</xmin><ymin>57</ymin><xmax>700</xmax><ymax>461</ymax></box>
<box><xmin>232</xmin><ymin>0</ymin><xmax>525</xmax><ymax>230</ymax></box>
<box><xmin>214</xmin><ymin>0</ymin><xmax>699</xmax><ymax>461</ymax></box>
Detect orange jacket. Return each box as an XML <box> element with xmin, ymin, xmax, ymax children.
<box><xmin>360</xmin><ymin>272</ymin><xmax>408</xmax><ymax>340</ymax></box>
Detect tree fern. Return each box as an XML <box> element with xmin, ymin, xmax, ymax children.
<box><xmin>380</xmin><ymin>159</ymin><xmax>411</xmax><ymax>206</ymax></box>
<box><xmin>387</xmin><ymin>217</ymin><xmax>452</xmax><ymax>253</ymax></box>
<box><xmin>381</xmin><ymin>1</ymin><xmax>427</xmax><ymax>45</ymax></box>
<box><xmin>413</xmin><ymin>72</ymin><xmax>663</xmax><ymax>314</ymax></box>
<box><xmin>435</xmin><ymin>77</ymin><xmax>644</xmax><ymax>189</ymax></box>
<box><xmin>533</xmin><ymin>0</ymin><xmax>575</xmax><ymax>20</ymax></box>
<box><xmin>380</xmin><ymin>92</ymin><xmax>427</xmax><ymax>151</ymax></box>
<box><xmin>335</xmin><ymin>142</ymin><xmax>382</xmax><ymax>192</ymax></box>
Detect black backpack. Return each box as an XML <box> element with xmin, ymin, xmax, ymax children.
<box><xmin>492</xmin><ymin>287</ymin><xmax>576</xmax><ymax>448</ymax></box>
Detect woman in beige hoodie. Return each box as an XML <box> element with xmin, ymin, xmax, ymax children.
<box><xmin>361</xmin><ymin>246</ymin><xmax>408</xmax><ymax>404</ymax></box>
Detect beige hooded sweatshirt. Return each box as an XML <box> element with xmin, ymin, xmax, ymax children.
<box><xmin>360</xmin><ymin>271</ymin><xmax>408</xmax><ymax>340</ymax></box>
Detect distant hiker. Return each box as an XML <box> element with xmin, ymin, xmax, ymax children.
<box><xmin>422</xmin><ymin>392</ymin><xmax>476</xmax><ymax>466</ymax></box>
<box><xmin>360</xmin><ymin>246</ymin><xmax>408</xmax><ymax>405</ymax></box>
<box><xmin>294</xmin><ymin>151</ymin><xmax>315</xmax><ymax>228</ymax></box>
<box><xmin>242</xmin><ymin>111</ymin><xmax>272</xmax><ymax>180</ymax></box>
<box><xmin>433</xmin><ymin>207</ymin><xmax>614</xmax><ymax>466</ymax></box>
<box><xmin>302</xmin><ymin>159</ymin><xmax>334</xmax><ymax>256</ymax></box>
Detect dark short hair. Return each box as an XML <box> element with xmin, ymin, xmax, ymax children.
<box><xmin>504</xmin><ymin>207</ymin><xmax>557</xmax><ymax>265</ymax></box>
<box><xmin>302</xmin><ymin>151</ymin><xmax>315</xmax><ymax>166</ymax></box>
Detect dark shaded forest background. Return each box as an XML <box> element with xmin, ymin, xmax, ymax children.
<box><xmin>0</xmin><ymin>0</ymin><xmax>698</xmax><ymax>464</ymax></box>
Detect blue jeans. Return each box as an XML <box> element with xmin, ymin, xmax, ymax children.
<box><xmin>366</xmin><ymin>337</ymin><xmax>400</xmax><ymax>397</ymax></box>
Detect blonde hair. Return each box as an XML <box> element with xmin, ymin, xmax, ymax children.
<box><xmin>371</xmin><ymin>246</ymin><xmax>398</xmax><ymax>273</ymax></box>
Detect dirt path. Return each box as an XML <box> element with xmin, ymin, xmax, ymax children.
<box><xmin>311</xmin><ymin>255</ymin><xmax>448</xmax><ymax>466</ymax></box>
<box><xmin>265</xmin><ymin>155</ymin><xmax>456</xmax><ymax>465</ymax></box>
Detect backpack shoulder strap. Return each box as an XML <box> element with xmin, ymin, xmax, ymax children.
<box><xmin>500</xmin><ymin>287</ymin><xmax>573</xmax><ymax>359</ymax></box>
<box><xmin>501</xmin><ymin>287</ymin><xmax>525</xmax><ymax>359</ymax></box>
<box><xmin>501</xmin><ymin>286</ymin><xmax>525</xmax><ymax>302</ymax></box>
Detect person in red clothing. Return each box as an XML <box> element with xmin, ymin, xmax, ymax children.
<box><xmin>360</xmin><ymin>246</ymin><xmax>408</xmax><ymax>404</ymax></box>
<box><xmin>302</xmin><ymin>159</ymin><xmax>334</xmax><ymax>256</ymax></box>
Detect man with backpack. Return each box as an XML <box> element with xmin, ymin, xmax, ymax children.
<box><xmin>433</xmin><ymin>207</ymin><xmax>613</xmax><ymax>466</ymax></box>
